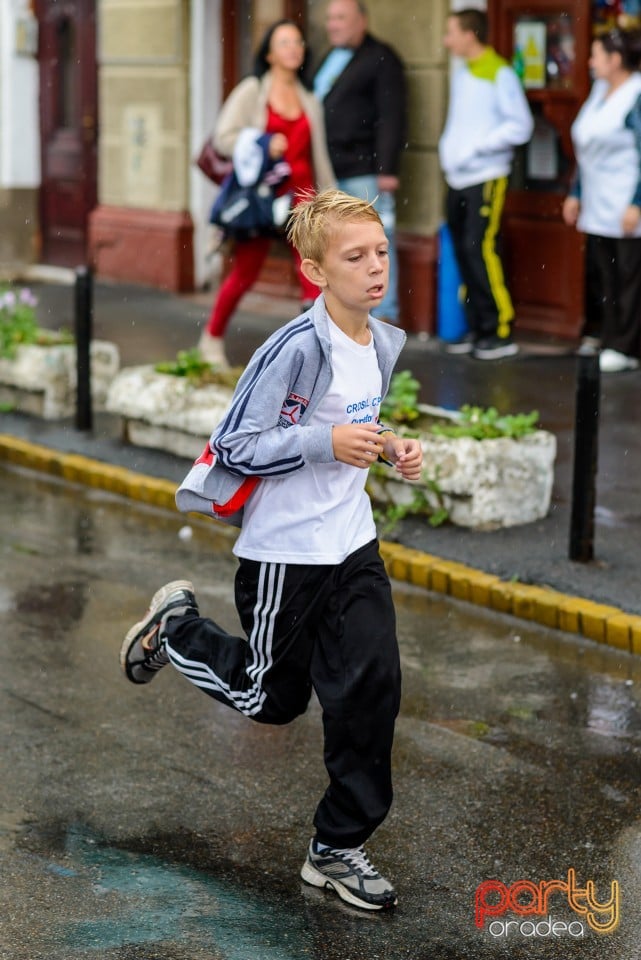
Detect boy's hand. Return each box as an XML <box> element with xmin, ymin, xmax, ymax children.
<box><xmin>382</xmin><ymin>435</ymin><xmax>423</xmax><ymax>481</ymax></box>
<box><xmin>332</xmin><ymin>422</ymin><xmax>384</xmax><ymax>468</ymax></box>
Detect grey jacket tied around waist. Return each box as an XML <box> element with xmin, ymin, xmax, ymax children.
<box><xmin>175</xmin><ymin>296</ymin><xmax>406</xmax><ymax>526</ymax></box>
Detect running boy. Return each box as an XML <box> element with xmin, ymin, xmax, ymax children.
<box><xmin>120</xmin><ymin>190</ymin><xmax>423</xmax><ymax>911</ymax></box>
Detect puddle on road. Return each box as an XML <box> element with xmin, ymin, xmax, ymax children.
<box><xmin>25</xmin><ymin>823</ymin><xmax>307</xmax><ymax>959</ymax></box>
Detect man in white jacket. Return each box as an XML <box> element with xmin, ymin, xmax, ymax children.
<box><xmin>439</xmin><ymin>8</ymin><xmax>533</xmax><ymax>359</ymax></box>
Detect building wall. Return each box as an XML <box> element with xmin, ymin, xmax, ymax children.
<box><xmin>97</xmin><ymin>0</ymin><xmax>190</xmax><ymax>210</ymax></box>
<box><xmin>89</xmin><ymin>0</ymin><xmax>195</xmax><ymax>289</ymax></box>
<box><xmin>0</xmin><ymin>0</ymin><xmax>40</xmax><ymax>275</ymax></box>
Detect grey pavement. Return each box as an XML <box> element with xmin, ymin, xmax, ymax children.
<box><xmin>2</xmin><ymin>465</ymin><xmax>641</xmax><ymax>959</ymax></box>
<box><xmin>4</xmin><ymin>275</ymin><xmax>641</xmax><ymax>616</ymax></box>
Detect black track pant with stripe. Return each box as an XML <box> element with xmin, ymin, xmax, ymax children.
<box><xmin>163</xmin><ymin>538</ymin><xmax>401</xmax><ymax>850</ymax></box>
<box><xmin>446</xmin><ymin>177</ymin><xmax>515</xmax><ymax>339</ymax></box>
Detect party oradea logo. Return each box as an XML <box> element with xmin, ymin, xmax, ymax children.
<box><xmin>475</xmin><ymin>868</ymin><xmax>619</xmax><ymax>939</ymax></box>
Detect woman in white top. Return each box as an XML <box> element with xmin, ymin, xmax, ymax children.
<box><xmin>563</xmin><ymin>28</ymin><xmax>641</xmax><ymax>372</ymax></box>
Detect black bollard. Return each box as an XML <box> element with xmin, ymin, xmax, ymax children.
<box><xmin>568</xmin><ymin>353</ymin><xmax>600</xmax><ymax>562</ymax></box>
<box><xmin>74</xmin><ymin>265</ymin><xmax>93</xmax><ymax>432</ymax></box>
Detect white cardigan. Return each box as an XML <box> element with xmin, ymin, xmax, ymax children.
<box><xmin>214</xmin><ymin>73</ymin><xmax>336</xmax><ymax>191</ymax></box>
<box><xmin>572</xmin><ymin>75</ymin><xmax>641</xmax><ymax>238</ymax></box>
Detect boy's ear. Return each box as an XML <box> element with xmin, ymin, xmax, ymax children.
<box><xmin>301</xmin><ymin>258</ymin><xmax>326</xmax><ymax>287</ymax></box>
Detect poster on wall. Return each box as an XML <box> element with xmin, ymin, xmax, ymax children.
<box><xmin>514</xmin><ymin>21</ymin><xmax>546</xmax><ymax>89</ymax></box>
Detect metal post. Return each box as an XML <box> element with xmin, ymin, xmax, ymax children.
<box><xmin>569</xmin><ymin>353</ymin><xmax>600</xmax><ymax>562</ymax></box>
<box><xmin>74</xmin><ymin>265</ymin><xmax>93</xmax><ymax>432</ymax></box>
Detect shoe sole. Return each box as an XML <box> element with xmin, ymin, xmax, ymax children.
<box><xmin>300</xmin><ymin>860</ymin><xmax>397</xmax><ymax>912</ymax></box>
<box><xmin>120</xmin><ymin>579</ymin><xmax>195</xmax><ymax>683</ymax></box>
<box><xmin>444</xmin><ymin>343</ymin><xmax>474</xmax><ymax>355</ymax></box>
<box><xmin>473</xmin><ymin>345</ymin><xmax>519</xmax><ymax>360</ymax></box>
<box><xmin>600</xmin><ymin>360</ymin><xmax>639</xmax><ymax>372</ymax></box>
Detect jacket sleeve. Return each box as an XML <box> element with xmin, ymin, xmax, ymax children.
<box><xmin>479</xmin><ymin>67</ymin><xmax>534</xmax><ymax>155</ymax></box>
<box><xmin>211</xmin><ymin>348</ymin><xmax>335</xmax><ymax>478</ymax></box>
<box><xmin>214</xmin><ymin>77</ymin><xmax>263</xmax><ymax>157</ymax></box>
<box><xmin>373</xmin><ymin>46</ymin><xmax>406</xmax><ymax>175</ymax></box>
<box><xmin>625</xmin><ymin>92</ymin><xmax>641</xmax><ymax>207</ymax></box>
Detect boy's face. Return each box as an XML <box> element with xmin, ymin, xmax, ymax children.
<box><xmin>305</xmin><ymin>219</ymin><xmax>388</xmax><ymax>314</ymax></box>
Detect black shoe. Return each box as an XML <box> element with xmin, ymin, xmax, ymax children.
<box><xmin>301</xmin><ymin>839</ymin><xmax>397</xmax><ymax>911</ymax></box>
<box><xmin>443</xmin><ymin>332</ymin><xmax>475</xmax><ymax>355</ymax></box>
<box><xmin>120</xmin><ymin>580</ymin><xmax>198</xmax><ymax>684</ymax></box>
<box><xmin>473</xmin><ymin>335</ymin><xmax>519</xmax><ymax>360</ymax></box>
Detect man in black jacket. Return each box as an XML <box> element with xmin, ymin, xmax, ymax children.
<box><xmin>314</xmin><ymin>0</ymin><xmax>406</xmax><ymax>324</ymax></box>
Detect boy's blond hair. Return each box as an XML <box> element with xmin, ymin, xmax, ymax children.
<box><xmin>287</xmin><ymin>189</ymin><xmax>382</xmax><ymax>263</ymax></box>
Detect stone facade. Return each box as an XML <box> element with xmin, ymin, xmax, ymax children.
<box><xmin>89</xmin><ymin>0</ymin><xmax>194</xmax><ymax>289</ymax></box>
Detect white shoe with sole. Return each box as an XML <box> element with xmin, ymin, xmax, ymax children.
<box><xmin>599</xmin><ymin>349</ymin><xmax>639</xmax><ymax>373</ymax></box>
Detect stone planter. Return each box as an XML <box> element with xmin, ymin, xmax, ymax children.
<box><xmin>106</xmin><ymin>365</ymin><xmax>232</xmax><ymax>460</ymax></box>
<box><xmin>0</xmin><ymin>340</ymin><xmax>120</xmax><ymax>420</ymax></box>
<box><xmin>107</xmin><ymin>369</ymin><xmax>557</xmax><ymax>528</ymax></box>
<box><xmin>368</xmin><ymin>406</ymin><xmax>557</xmax><ymax>529</ymax></box>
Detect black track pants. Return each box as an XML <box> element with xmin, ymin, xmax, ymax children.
<box><xmin>163</xmin><ymin>539</ymin><xmax>401</xmax><ymax>849</ymax></box>
<box><xmin>446</xmin><ymin>178</ymin><xmax>515</xmax><ymax>339</ymax></box>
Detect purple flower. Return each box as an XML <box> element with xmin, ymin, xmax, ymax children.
<box><xmin>19</xmin><ymin>288</ymin><xmax>38</xmax><ymax>307</ymax></box>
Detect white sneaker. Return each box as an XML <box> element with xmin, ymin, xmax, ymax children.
<box><xmin>197</xmin><ymin>331</ymin><xmax>230</xmax><ymax>369</ymax></box>
<box><xmin>599</xmin><ymin>349</ymin><xmax>639</xmax><ymax>373</ymax></box>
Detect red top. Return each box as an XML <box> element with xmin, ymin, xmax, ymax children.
<box><xmin>266</xmin><ymin>105</ymin><xmax>315</xmax><ymax>201</ymax></box>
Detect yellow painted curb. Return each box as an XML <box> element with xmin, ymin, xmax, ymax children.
<box><xmin>0</xmin><ymin>433</ymin><xmax>639</xmax><ymax>658</ymax></box>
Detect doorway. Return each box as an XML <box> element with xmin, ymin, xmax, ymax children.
<box><xmin>36</xmin><ymin>0</ymin><xmax>97</xmax><ymax>266</ymax></box>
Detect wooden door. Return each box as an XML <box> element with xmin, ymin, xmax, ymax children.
<box><xmin>36</xmin><ymin>0</ymin><xmax>97</xmax><ymax>266</ymax></box>
<box><xmin>488</xmin><ymin>0</ymin><xmax>591</xmax><ymax>339</ymax></box>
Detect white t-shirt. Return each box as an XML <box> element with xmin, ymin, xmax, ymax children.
<box><xmin>233</xmin><ymin>318</ymin><xmax>382</xmax><ymax>564</ymax></box>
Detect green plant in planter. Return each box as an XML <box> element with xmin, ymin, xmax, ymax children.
<box><xmin>372</xmin><ymin>372</ymin><xmax>542</xmax><ymax>531</ymax></box>
<box><xmin>367</xmin><ymin>463</ymin><xmax>449</xmax><ymax>531</ymax></box>
<box><xmin>0</xmin><ymin>286</ymin><xmax>39</xmax><ymax>358</ymax></box>
<box><xmin>429</xmin><ymin>405</ymin><xmax>539</xmax><ymax>440</ymax></box>
<box><xmin>0</xmin><ymin>285</ymin><xmax>74</xmax><ymax>359</ymax></box>
<box><xmin>380</xmin><ymin>370</ymin><xmax>421</xmax><ymax>426</ymax></box>
<box><xmin>154</xmin><ymin>349</ymin><xmax>242</xmax><ymax>389</ymax></box>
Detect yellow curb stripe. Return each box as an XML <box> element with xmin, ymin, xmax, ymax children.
<box><xmin>1</xmin><ymin>433</ymin><xmax>639</xmax><ymax>657</ymax></box>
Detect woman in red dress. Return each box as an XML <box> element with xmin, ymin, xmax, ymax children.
<box><xmin>199</xmin><ymin>20</ymin><xmax>335</xmax><ymax>368</ymax></box>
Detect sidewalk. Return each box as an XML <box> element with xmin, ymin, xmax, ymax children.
<box><xmin>2</xmin><ymin>273</ymin><xmax>641</xmax><ymax>651</ymax></box>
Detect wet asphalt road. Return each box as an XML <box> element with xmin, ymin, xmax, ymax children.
<box><xmin>2</xmin><ymin>463</ymin><xmax>641</xmax><ymax>960</ymax></box>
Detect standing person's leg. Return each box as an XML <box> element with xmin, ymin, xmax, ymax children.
<box><xmin>459</xmin><ymin>178</ymin><xmax>517</xmax><ymax>359</ymax></box>
<box><xmin>337</xmin><ymin>175</ymin><xmax>399</xmax><ymax>324</ymax></box>
<box><xmin>602</xmin><ymin>237</ymin><xmax>641</xmax><ymax>364</ymax></box>
<box><xmin>372</xmin><ymin>190</ymin><xmax>399</xmax><ymax>323</ymax></box>
<box><xmin>300</xmin><ymin>539</ymin><xmax>400</xmax><ymax>910</ymax></box>
<box><xmin>445</xmin><ymin>185</ymin><xmax>479</xmax><ymax>352</ymax></box>
<box><xmin>579</xmin><ymin>234</ymin><xmax>605</xmax><ymax>352</ymax></box>
<box><xmin>199</xmin><ymin>236</ymin><xmax>272</xmax><ymax>366</ymax></box>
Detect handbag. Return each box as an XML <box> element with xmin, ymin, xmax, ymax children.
<box><xmin>194</xmin><ymin>138</ymin><xmax>232</xmax><ymax>185</ymax></box>
<box><xmin>210</xmin><ymin>176</ymin><xmax>292</xmax><ymax>240</ymax></box>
